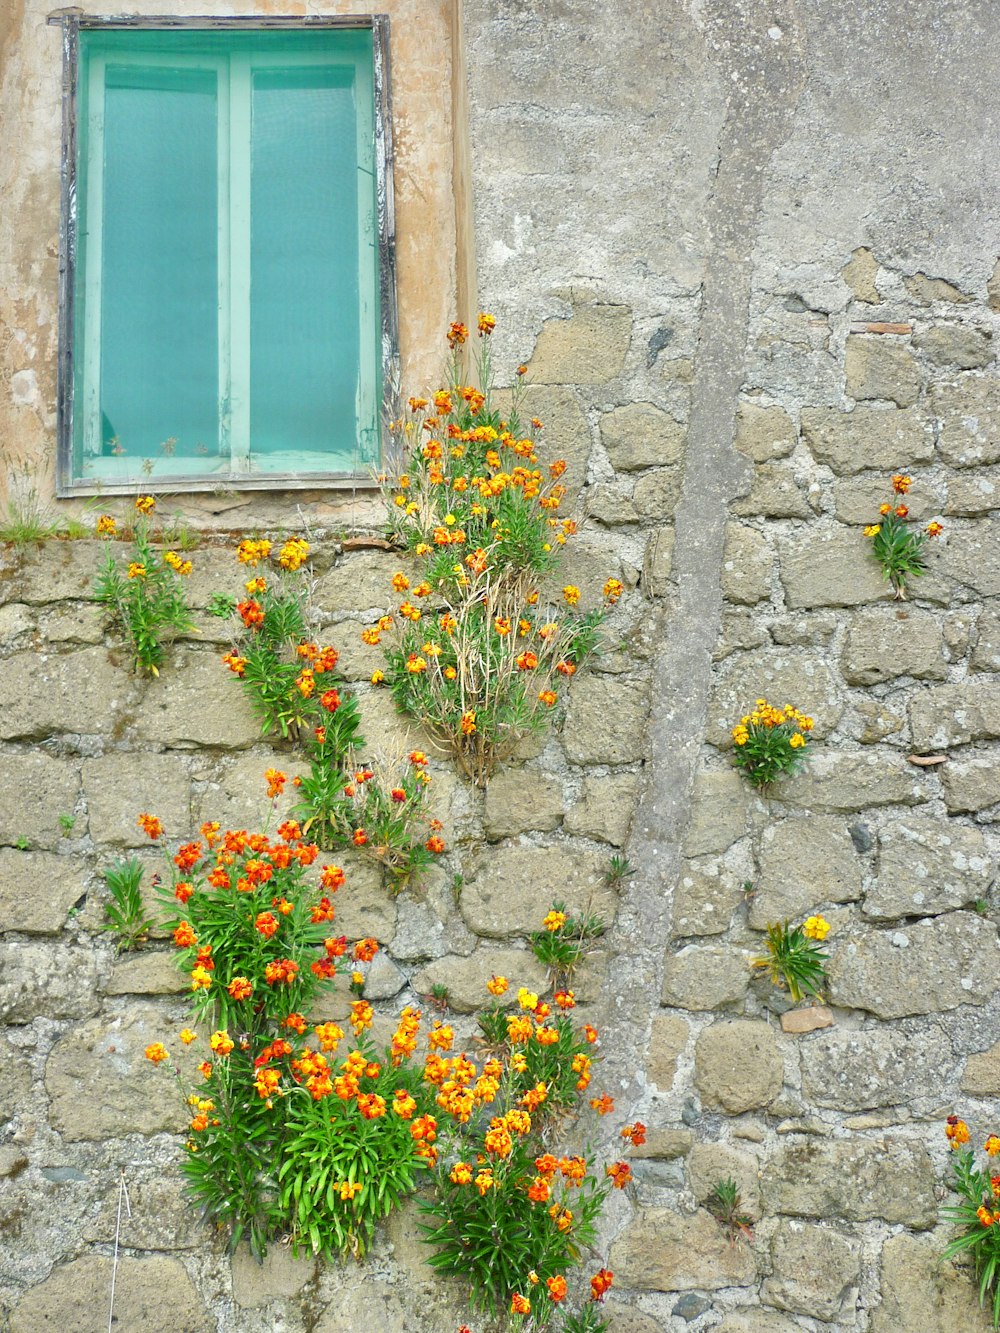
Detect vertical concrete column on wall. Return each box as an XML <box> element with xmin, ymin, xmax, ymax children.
<box><xmin>450</xmin><ymin>0</ymin><xmax>478</xmax><ymax>330</ymax></box>
<box><xmin>597</xmin><ymin>0</ymin><xmax>806</xmax><ymax>1106</ymax></box>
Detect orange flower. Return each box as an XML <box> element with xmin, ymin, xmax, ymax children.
<box><xmin>137</xmin><ymin>813</ymin><xmax>163</xmax><ymax>840</ymax></box>
<box><xmin>477</xmin><ymin>312</ymin><xmax>496</xmax><ymax>335</ymax></box>
<box><xmin>590</xmin><ymin>1094</ymin><xmax>615</xmax><ymax>1115</ymax></box>
<box><xmin>562</xmin><ymin>585</ymin><xmax>581</xmax><ymax>606</ymax></box>
<box><xmin>446</xmin><ymin>323</ymin><xmax>468</xmax><ymax>348</ymax></box>
<box><xmin>486</xmin><ymin>974</ymin><xmax>509</xmax><ymax>996</ymax></box>
<box><xmin>173</xmin><ymin>921</ymin><xmax>197</xmax><ymax>949</ymax></box>
<box><xmin>460</xmin><ymin>711</ymin><xmax>476</xmax><ymax>736</ymax></box>
<box><xmin>607</xmin><ymin>1161</ymin><xmax>632</xmax><ymax>1189</ymax></box>
<box><xmin>426</xmin><ymin>835</ymin><xmax>446</xmax><ymax>854</ymax></box>
<box><xmin>927</xmin><ymin>520</ymin><xmax>943</xmax><ymax>537</ymax></box>
<box><xmin>320</xmin><ymin>689</ymin><xmax>341</xmax><ymax>712</ymax></box>
<box><xmin>590</xmin><ymin>1268</ymin><xmax>614</xmax><ymax>1302</ymax></box>
<box><xmin>511</xmin><ymin>1294</ymin><xmax>531</xmax><ymax>1315</ymax></box>
<box><xmin>516</xmin><ymin>650</ymin><xmax>538</xmax><ymax>670</ymax></box>
<box><xmin>255</xmin><ymin>912</ymin><xmax>278</xmax><ymax>940</ymax></box>
<box><xmin>891</xmin><ymin>473</ymin><xmax>912</xmax><ymax>493</ymax></box>
<box><xmin>209</xmin><ymin>1030</ymin><xmax>234</xmax><ymax>1056</ymax></box>
<box><xmin>946</xmin><ymin>1116</ymin><xmax>971</xmax><ymax>1149</ymax></box>
<box><xmin>986</xmin><ymin>1136</ymin><xmax>1000</xmax><ymax>1156</ymax></box>
<box><xmin>603</xmin><ymin>577</ymin><xmax>624</xmax><ymax>603</ymax></box>
<box><xmin>353</xmin><ymin>937</ymin><xmax>379</xmax><ymax>963</ymax></box>
<box><xmin>227</xmin><ymin>977</ymin><xmax>253</xmax><ymax>1001</ymax></box>
<box><xmin>546</xmin><ymin>1276</ymin><xmax>568</xmax><ymax>1303</ymax></box>
<box><xmin>538</xmin><ymin>690</ymin><xmax>557</xmax><ymax>707</ymax></box>
<box><xmin>144</xmin><ymin>1042</ymin><xmax>169</xmax><ymax>1065</ymax></box>
<box><xmin>621</xmin><ymin>1121</ymin><xmax>646</xmax><ymax>1146</ymax></box>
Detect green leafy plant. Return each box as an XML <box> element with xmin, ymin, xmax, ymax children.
<box><xmin>367</xmin><ymin>315</ymin><xmax>621</xmax><ymax>787</ymax></box>
<box><xmin>731</xmin><ymin>697</ymin><xmax>813</xmax><ymax>789</ymax></box>
<box><xmin>93</xmin><ymin>496</ymin><xmax>196</xmax><ymax>674</ymax></box>
<box><xmin>103</xmin><ymin>856</ymin><xmax>154</xmax><ymax>950</ymax></box>
<box><xmin>58</xmin><ymin>813</ymin><xmax>76</xmax><ymax>836</ymax></box>
<box><xmin>603</xmin><ymin>855</ymin><xmax>633</xmax><ymax>889</ymax></box>
<box><xmin>530</xmin><ymin>903</ymin><xmax>605</xmax><ymax>987</ymax></box>
<box><xmin>751</xmin><ymin>915</ymin><xmax>830</xmax><ymax>1003</ymax></box>
<box><xmin>943</xmin><ymin>1118</ymin><xmax>1000</xmax><ymax>1327</ymax></box>
<box><xmin>0</xmin><ymin>457</ymin><xmax>61</xmax><ymax>547</ymax></box>
<box><xmin>706</xmin><ymin>1176</ymin><xmax>754</xmax><ymax>1247</ymax></box>
<box><xmin>864</xmin><ymin>473</ymin><xmax>943</xmax><ymax>599</ymax></box>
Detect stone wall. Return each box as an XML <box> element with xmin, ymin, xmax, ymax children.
<box><xmin>4</xmin><ymin>1</ymin><xmax>1000</xmax><ymax>1331</ymax></box>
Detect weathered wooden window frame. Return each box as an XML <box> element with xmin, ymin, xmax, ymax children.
<box><xmin>51</xmin><ymin>12</ymin><xmax>400</xmax><ymax>497</ymax></box>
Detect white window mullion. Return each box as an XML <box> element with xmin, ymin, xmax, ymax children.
<box><xmin>227</xmin><ymin>52</ymin><xmax>253</xmax><ymax>473</ymax></box>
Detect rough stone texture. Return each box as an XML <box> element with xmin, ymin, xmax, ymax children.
<box><xmin>828</xmin><ymin>913</ymin><xmax>1000</xmax><ymax>1018</ymax></box>
<box><xmin>941</xmin><ymin>755</ymin><xmax>1000</xmax><ymax>812</ymax></box>
<box><xmin>910</xmin><ymin>681</ymin><xmax>1000</xmax><ymax>750</ymax></box>
<box><xmin>715</xmin><ymin>1314</ymin><xmax>803</xmax><ymax>1333</ymax></box>
<box><xmin>842</xmin><ymin>606</ymin><xmax>947</xmax><ymax>684</ymax></box>
<box><xmin>867</xmin><ymin>816</ymin><xmax>994</xmax><ymax>918</ymax></box>
<box><xmin>932</xmin><ymin>375</ymin><xmax>1000</xmax><ymax>466</ymax></box>
<box><xmin>0</xmin><ymin>647</ymin><xmax>126</xmax><ymax>740</ymax></box>
<box><xmin>764</xmin><ymin>1137</ymin><xmax>936</xmax><ymax>1227</ymax></box>
<box><xmin>564</xmin><ymin>773</ymin><xmax>640</xmax><ymax>846</ymax></box>
<box><xmin>972</xmin><ymin>607</ymin><xmax>1000</xmax><ymax>670</ymax></box>
<box><xmin>231</xmin><ymin>1244</ymin><xmax>317</xmax><ymax>1307</ymax></box>
<box><xmin>720</xmin><ymin>523</ymin><xmax>772</xmax><ymax>605</ymax></box>
<box><xmin>315</xmin><ymin>551</ymin><xmax>393</xmax><ymax>615</ymax></box>
<box><xmin>731</xmin><ymin>463</ymin><xmax>811</xmax><ymax>519</ymax></box>
<box><xmin>459</xmin><ymin>844</ymin><xmax>613</xmax><ymax>938</ymax></box>
<box><xmin>647</xmin><ymin>1013</ymin><xmax>689</xmax><ymax>1090</ymax></box>
<box><xmin>563</xmin><ymin>675</ymin><xmax>649</xmax><ymax>764</ymax></box>
<box><xmin>937</xmin><ymin>516</ymin><xmax>1000</xmax><ymax>596</ymax></box>
<box><xmin>751</xmin><ymin>816</ymin><xmax>862</xmax><ymax>926</ymax></box>
<box><xmin>411</xmin><ymin>948</ymin><xmax>548</xmax><ymax>1013</ymax></box>
<box><xmin>528</xmin><ymin>301</ymin><xmax>632</xmax><ymax>383</ymax></box>
<box><xmin>104</xmin><ymin>951</ymin><xmax>189</xmax><ymax>996</ymax></box>
<box><xmin>845</xmin><ymin>336</ymin><xmax>921</xmax><ymax>406</ymax></box>
<box><xmin>772</xmin><ymin>751</ymin><xmax>931</xmax><ymax>812</ymax></box>
<box><xmin>0</xmin><ymin>849</ymin><xmax>86</xmax><ymax>933</ymax></box>
<box><xmin>673</xmin><ymin>862</ymin><xmax>743</xmax><ymax>937</ymax></box>
<box><xmin>834</xmin><ymin>471</ymin><xmax>941</xmax><ymax>525</ymax></box>
<box><xmin>683</xmin><ymin>770</ymin><xmax>750</xmax><ymax>856</ymax></box>
<box><xmin>601</xmin><ymin>401</ymin><xmax>685</xmax><ymax>471</ymax></box>
<box><xmin>872</xmin><ymin>1234</ymin><xmax>994</xmax><ymax>1333</ymax></box>
<box><xmin>192</xmin><ymin>752</ymin><xmax>307</xmax><ymax>832</ymax></box>
<box><xmin>0</xmin><ymin>753</ymin><xmax>80</xmax><ymax>851</ymax></box>
<box><xmin>0</xmin><ymin>1034</ymin><xmax>32</xmax><ymax>1122</ymax></box>
<box><xmin>800</xmin><ymin>406</ymin><xmax>933</xmax><ymax>473</ymax></box>
<box><xmin>947</xmin><ymin>471</ymin><xmax>1000</xmax><ymax>516</ymax></box>
<box><xmin>914</xmin><ymin>324</ymin><xmax>994</xmax><ymax>367</ymax></box>
<box><xmin>662</xmin><ymin>945</ymin><xmax>753</xmax><ymax>1012</ymax></box>
<box><xmin>733</xmin><ymin>401</ymin><xmax>796</xmax><ymax>461</ymax></box>
<box><xmin>604</xmin><ymin>1309</ymin><xmax>664</xmax><ymax>1333</ymax></box>
<box><xmin>631</xmin><ymin>467</ymin><xmax>683</xmax><ymax>522</ymax></box>
<box><xmin>0</xmin><ymin>941</ymin><xmax>100</xmax><ymax>1023</ymax></box>
<box><xmin>83</xmin><ymin>1176</ymin><xmax>205</xmax><ymax>1251</ymax></box>
<box><xmin>483</xmin><ymin>768</ymin><xmax>564</xmax><ymax>839</ymax></box>
<box><xmin>133</xmin><ymin>649</ymin><xmax>260</xmax><ymax>747</ymax></box>
<box><xmin>82</xmin><ymin>752</ymin><xmax>191</xmax><ymax>845</ymax></box>
<box><xmin>629</xmin><ymin>1128</ymin><xmax>694</xmax><ymax>1161</ymax></box>
<box><xmin>8</xmin><ymin>1255</ymin><xmax>210</xmax><ymax>1333</ymax></box>
<box><xmin>642</xmin><ymin>525</ymin><xmax>675</xmax><ymax>597</ymax></box>
<box><xmin>609</xmin><ymin>1208</ymin><xmax>757</xmax><ymax>1292</ymax></box>
<box><xmin>694</xmin><ymin>1020</ymin><xmax>784</xmax><ymax>1113</ymax></box>
<box><xmin>687</xmin><ymin>1142</ymin><xmax>762</xmax><ymax>1219</ymax></box>
<box><xmin>842</xmin><ymin>246</ymin><xmax>881</xmax><ymax>302</ymax></box>
<box><xmin>328</xmin><ymin>857</ymin><xmax>398</xmax><ymax>943</ymax></box>
<box><xmin>962</xmin><ymin>1039</ymin><xmax>1000</xmax><ymax>1095</ymax></box>
<box><xmin>762</xmin><ymin>1220</ymin><xmax>861</xmax><ymax>1322</ymax></box>
<box><xmin>800</xmin><ymin>1024</ymin><xmax>954</xmax><ymax>1109</ymax></box>
<box><xmin>779</xmin><ymin>527</ymin><xmax>892</xmax><ymax>607</ymax></box>
<box><xmin>503</xmin><ymin>384</ymin><xmax>594</xmax><ymax>503</ymax></box>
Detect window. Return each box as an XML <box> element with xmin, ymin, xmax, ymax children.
<box><xmin>55</xmin><ymin>16</ymin><xmax>397</xmax><ymax>494</ymax></box>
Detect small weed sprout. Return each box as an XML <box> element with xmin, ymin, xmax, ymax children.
<box><xmin>752</xmin><ymin>915</ymin><xmax>830</xmax><ymax>1004</ymax></box>
<box><xmin>706</xmin><ymin>1177</ymin><xmax>754</xmax><ymax>1247</ymax></box>
<box><xmin>863</xmin><ymin>473</ymin><xmax>943</xmax><ymax>599</ymax></box>
<box><xmin>429</xmin><ymin>983</ymin><xmax>450</xmax><ymax>1010</ymax></box>
<box><xmin>604</xmin><ymin>854</ymin><xmax>634</xmax><ymax>889</ymax></box>
<box><xmin>0</xmin><ymin>455</ymin><xmax>60</xmax><ymax>547</ymax></box>
<box><xmin>58</xmin><ymin>814</ymin><xmax>76</xmax><ymax>836</ymax></box>
<box><xmin>103</xmin><ymin>856</ymin><xmax>154</xmax><ymax>951</ymax></box>
<box><xmin>13</xmin><ymin>836</ymin><xmax>30</xmax><ymax>851</ymax></box>
<box><xmin>731</xmin><ymin>697</ymin><xmax>813</xmax><ymax>789</ymax></box>
<box><xmin>530</xmin><ymin>903</ymin><xmax>605</xmax><ymax>986</ymax></box>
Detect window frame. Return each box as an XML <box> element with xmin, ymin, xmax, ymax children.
<box><xmin>53</xmin><ymin>12</ymin><xmax>400</xmax><ymax>497</ymax></box>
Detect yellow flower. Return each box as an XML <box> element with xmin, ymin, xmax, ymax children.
<box><xmin>863</xmin><ymin>524</ymin><xmax>881</xmax><ymax>538</ymax></box>
<box><xmin>127</xmin><ymin>562</ymin><xmax>147</xmax><ymax>579</ymax></box>
<box><xmin>134</xmin><ymin>495</ymin><xmax>155</xmax><ymax>515</ymax></box>
<box><xmin>789</xmin><ymin>732</ymin><xmax>806</xmax><ymax>749</ymax></box>
<box><xmin>517</xmin><ymin>987</ymin><xmax>539</xmax><ymax>1012</ymax></box>
<box><xmin>802</xmin><ymin>915</ymin><xmax>830</xmax><ymax>941</ymax></box>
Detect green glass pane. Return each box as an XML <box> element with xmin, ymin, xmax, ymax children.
<box><xmin>98</xmin><ymin>64</ymin><xmax>219</xmax><ymax>468</ymax></box>
<box><xmin>248</xmin><ymin>66</ymin><xmax>366</xmax><ymax>472</ymax></box>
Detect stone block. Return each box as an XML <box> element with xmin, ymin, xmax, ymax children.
<box><xmin>564</xmin><ymin>773</ymin><xmax>640</xmax><ymax>846</ymax></box>
<box><xmin>584</xmin><ymin>483</ymin><xmax>639</xmax><ymax>525</ymax></box>
<box><xmin>8</xmin><ymin>541</ymin><xmax>106</xmax><ymax>605</ymax></box>
<box><xmin>327</xmin><ymin>856</ymin><xmax>398</xmax><ymax>943</ymax></box>
<box><xmin>629</xmin><ymin>1128</ymin><xmax>694</xmax><ymax>1161</ymax></box>
<box><xmin>0</xmin><ymin>754</ymin><xmax>79</xmax><ymax>852</ymax></box>
<box><xmin>192</xmin><ymin>752</ymin><xmax>308</xmax><ymax>832</ymax></box>
<box><xmin>632</xmin><ymin>467</ymin><xmax>682</xmax><ymax>521</ymax></box>
<box><xmin>868</xmin><ymin>816</ymin><xmax>993</xmax><ymax>919</ymax></box>
<box><xmin>779</xmin><ymin>527</ymin><xmax>891</xmax><ymax>607</ymax></box>
<box><xmin>104</xmin><ymin>952</ymin><xmax>188</xmax><ymax>996</ymax></box>
<box><xmin>827</xmin><ymin>913</ymin><xmax>1000</xmax><ymax>1018</ymax></box>
<box><xmin>0</xmin><ymin>647</ymin><xmax>126</xmax><ymax>740</ymax></box>
<box><xmin>764</xmin><ymin>1136</ymin><xmax>936</xmax><ymax>1227</ymax></box>
<box><xmin>800</xmin><ymin>1023</ymin><xmax>953</xmax><ymax>1110</ymax></box>
<box><xmin>683</xmin><ymin>770</ymin><xmax>750</xmax><ymax>856</ymax></box>
<box><xmin>497</xmin><ymin>384</ymin><xmax>592</xmax><ymax>503</ymax></box>
<box><xmin>914</xmin><ymin>325</ymin><xmax>994</xmax><ymax>368</ymax></box>
<box><xmin>750</xmin><ymin>816</ymin><xmax>863</xmax><ymax>927</ymax></box>
<box><xmin>936</xmin><ymin>516</ymin><xmax>1000</xmax><ymax>595</ymax></box>
<box><xmin>734</xmin><ymin>401</ymin><xmax>796</xmax><ymax>461</ymax></box>
<box><xmin>647</xmin><ymin>1013</ymin><xmax>688</xmax><ymax>1089</ymax></box>
<box><xmin>762</xmin><ymin>1219</ymin><xmax>861</xmax><ymax>1321</ymax></box>
<box><xmin>731</xmin><ymin>463</ymin><xmax>811</xmax><ymax>519</ymax></box>
<box><xmin>601</xmin><ymin>401</ymin><xmax>685</xmax><ymax>471</ymax></box>
<box><xmin>842</xmin><ymin>246</ymin><xmax>881</xmax><ymax>303</ymax></box>
<box><xmin>905</xmin><ymin>272</ymin><xmax>972</xmax><ymax>304</ymax></box>
<box><xmin>694</xmin><ymin>1020</ymin><xmax>783</xmax><ymax>1112</ymax></box>
<box><xmin>687</xmin><ymin>1142</ymin><xmax>762</xmax><ymax>1219</ymax></box>
<box><xmin>528</xmin><ymin>302</ymin><xmax>632</xmax><ymax>383</ymax></box>
<box><xmin>133</xmin><ymin>649</ymin><xmax>259</xmax><ymax>747</ymax></box>
<box><xmin>0</xmin><ymin>849</ymin><xmax>87</xmax><ymax>933</ymax></box>
<box><xmin>845</xmin><ymin>337</ymin><xmax>921</xmax><ymax>406</ymax></box>
<box><xmin>842</xmin><ymin>606</ymin><xmax>947</xmax><ymax>685</ymax></box>
<box><xmin>941</xmin><ymin>756</ymin><xmax>1000</xmax><ymax>813</ymax></box>
<box><xmin>483</xmin><ymin>769</ymin><xmax>564</xmax><ymax>839</ymax></box>
<box><xmin>231</xmin><ymin>1243</ymin><xmax>317</xmax><ymax>1307</ymax></box>
<box><xmin>662</xmin><ymin>945</ymin><xmax>752</xmax><ymax>1012</ymax></box>
<box><xmin>0</xmin><ymin>1034</ymin><xmax>32</xmax><ymax>1122</ymax></box>
<box><xmin>973</xmin><ymin>612</ymin><xmax>1000</xmax><ymax>674</ymax></box>
<box><xmin>563</xmin><ymin>675</ymin><xmax>648</xmax><ymax>765</ymax></box>
<box><xmin>834</xmin><ymin>472</ymin><xmax>941</xmax><ymax>524</ymax></box>
<box><xmin>708</xmin><ymin>650</ymin><xmax>842</xmax><ymax>746</ymax></box>
<box><xmin>800</xmin><ymin>406</ymin><xmax>932</xmax><ymax>474</ymax></box>
<box><xmin>932</xmin><ymin>375</ymin><xmax>1000</xmax><ymax>466</ymax></box>
<box><xmin>313</xmin><ymin>550</ymin><xmax>393</xmax><ymax>615</ymax></box>
<box><xmin>608</xmin><ymin>1208</ymin><xmax>757</xmax><ymax>1291</ymax></box>
<box><xmin>715</xmin><ymin>609</ymin><xmax>769</xmax><ymax>660</ymax></box>
<box><xmin>715</xmin><ymin>1314</ymin><xmax>802</xmax><ymax>1333</ymax></box>
<box><xmin>40</xmin><ymin>604</ymin><xmax>105</xmax><ymax>644</ymax></box>
<box><xmin>9</xmin><ymin>1255</ymin><xmax>209</xmax><ymax>1333</ymax></box>
<box><xmin>872</xmin><ymin>1233</ymin><xmax>994</xmax><ymax>1333</ymax></box>
<box><xmin>771</xmin><ymin>751</ymin><xmax>931</xmax><ymax>813</ymax></box>
<box><xmin>962</xmin><ymin>1039</ymin><xmax>1000</xmax><ymax>1095</ymax></box>
<box><xmin>604</xmin><ymin>1308</ymin><xmax>664</xmax><ymax>1333</ymax></box>
<box><xmin>642</xmin><ymin>525</ymin><xmax>675</xmax><ymax>597</ymax></box>
<box><xmin>83</xmin><ymin>1175</ymin><xmax>204</xmax><ymax>1250</ymax></box>
<box><xmin>947</xmin><ymin>471</ymin><xmax>1000</xmax><ymax>516</ymax></box>
<box><xmin>460</xmin><ymin>844</ymin><xmax>613</xmax><ymax>938</ymax></box>
<box><xmin>411</xmin><ymin>948</ymin><xmax>548</xmax><ymax>1013</ymax></box>
<box><xmin>672</xmin><ymin>863</ymin><xmax>743</xmax><ymax>937</ymax></box>
<box><xmin>721</xmin><ymin>524</ymin><xmax>772</xmax><ymax>605</ymax></box>
<box><xmin>911</xmin><ymin>681</ymin><xmax>1000</xmax><ymax>751</ymax></box>
<box><xmin>82</xmin><ymin>752</ymin><xmax>191</xmax><ymax>846</ymax></box>
<box><xmin>0</xmin><ymin>941</ymin><xmax>100</xmax><ymax>1023</ymax></box>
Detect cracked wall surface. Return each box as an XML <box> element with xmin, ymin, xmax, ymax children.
<box><xmin>4</xmin><ymin>1</ymin><xmax>1000</xmax><ymax>1330</ymax></box>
